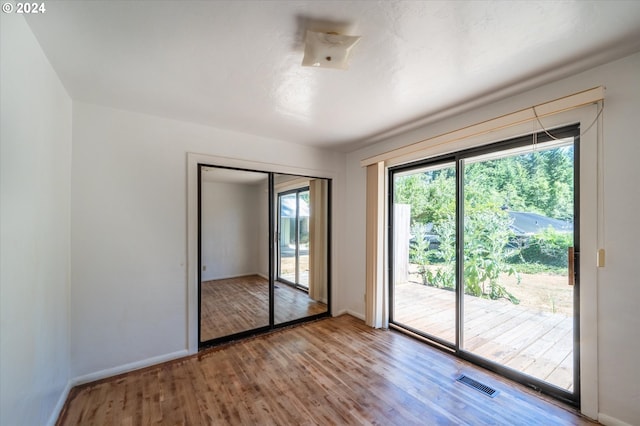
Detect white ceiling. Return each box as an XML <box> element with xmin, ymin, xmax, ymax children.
<box><xmin>25</xmin><ymin>1</ymin><xmax>640</xmax><ymax>152</ymax></box>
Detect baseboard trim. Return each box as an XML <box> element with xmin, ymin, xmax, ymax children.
<box><xmin>46</xmin><ymin>381</ymin><xmax>73</xmax><ymax>426</ymax></box>
<box><xmin>202</xmin><ymin>272</ymin><xmax>262</xmax><ymax>282</ymax></box>
<box><xmin>334</xmin><ymin>309</ymin><xmax>365</xmax><ymax>321</ymax></box>
<box><xmin>347</xmin><ymin>310</ymin><xmax>365</xmax><ymax>321</ymax></box>
<box><xmin>71</xmin><ymin>349</ymin><xmax>189</xmax><ymax>387</ymax></box>
<box><xmin>598</xmin><ymin>413</ymin><xmax>633</xmax><ymax>426</ymax></box>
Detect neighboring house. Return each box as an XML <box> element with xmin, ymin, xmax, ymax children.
<box><xmin>508</xmin><ymin>211</ymin><xmax>573</xmax><ymax>237</ymax></box>
<box><xmin>413</xmin><ymin>210</ymin><xmax>572</xmax><ymax>251</ymax></box>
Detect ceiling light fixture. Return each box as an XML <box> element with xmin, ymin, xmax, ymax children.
<box><xmin>302</xmin><ymin>30</ymin><xmax>361</xmax><ymax>70</ymax></box>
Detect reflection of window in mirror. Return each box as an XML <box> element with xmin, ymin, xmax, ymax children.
<box><xmin>274</xmin><ymin>175</ymin><xmax>329</xmax><ymax>325</ymax></box>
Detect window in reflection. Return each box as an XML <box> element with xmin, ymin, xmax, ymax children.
<box><xmin>278</xmin><ymin>189</ymin><xmax>309</xmax><ymax>288</ymax></box>
<box><xmin>274</xmin><ymin>175</ymin><xmax>328</xmax><ymax>324</ymax></box>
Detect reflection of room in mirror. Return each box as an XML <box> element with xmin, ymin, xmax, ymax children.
<box><xmin>274</xmin><ymin>279</ymin><xmax>326</xmax><ymax>323</ymax></box>
<box><xmin>200</xmin><ymin>275</ymin><xmax>269</xmax><ymax>341</ymax></box>
<box><xmin>199</xmin><ymin>165</ymin><xmax>330</xmax><ymax>345</ymax></box>
<box><xmin>200</xmin><ymin>167</ymin><xmax>270</xmax><ymax>342</ymax></box>
<box><xmin>274</xmin><ymin>175</ymin><xmax>329</xmax><ymax>326</ymax></box>
<box><xmin>274</xmin><ymin>174</ymin><xmax>329</xmax><ymax>316</ymax></box>
<box><xmin>200</xmin><ymin>275</ymin><xmax>327</xmax><ymax>341</ymax></box>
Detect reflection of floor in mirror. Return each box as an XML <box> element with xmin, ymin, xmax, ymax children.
<box><xmin>278</xmin><ymin>254</ymin><xmax>309</xmax><ymax>286</ymax></box>
<box><xmin>200</xmin><ymin>275</ymin><xmax>326</xmax><ymax>342</ymax></box>
<box><xmin>278</xmin><ymin>271</ymin><xmax>309</xmax><ymax>287</ymax></box>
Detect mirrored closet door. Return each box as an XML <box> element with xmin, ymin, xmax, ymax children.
<box><xmin>274</xmin><ymin>174</ymin><xmax>329</xmax><ymax>325</ymax></box>
<box><xmin>198</xmin><ymin>165</ymin><xmax>330</xmax><ymax>347</ymax></box>
<box><xmin>198</xmin><ymin>166</ymin><xmax>270</xmax><ymax>342</ymax></box>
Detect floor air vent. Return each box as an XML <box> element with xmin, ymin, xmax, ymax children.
<box><xmin>456</xmin><ymin>375</ymin><xmax>499</xmax><ymax>398</ymax></box>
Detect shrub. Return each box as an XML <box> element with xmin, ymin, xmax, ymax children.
<box><xmin>508</xmin><ymin>227</ymin><xmax>572</xmax><ymax>268</ymax></box>
<box><xmin>410</xmin><ymin>213</ymin><xmax>520</xmax><ymax>304</ymax></box>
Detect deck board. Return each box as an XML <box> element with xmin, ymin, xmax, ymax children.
<box><xmin>394</xmin><ymin>281</ymin><xmax>574</xmax><ymax>390</ymax></box>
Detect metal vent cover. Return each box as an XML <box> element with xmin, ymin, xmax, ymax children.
<box><xmin>456</xmin><ymin>374</ymin><xmax>499</xmax><ymax>398</ymax></box>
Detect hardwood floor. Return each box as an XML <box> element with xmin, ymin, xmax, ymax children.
<box><xmin>200</xmin><ymin>275</ymin><xmax>326</xmax><ymax>341</ymax></box>
<box><xmin>273</xmin><ymin>280</ymin><xmax>326</xmax><ymax>324</ymax></box>
<box><xmin>57</xmin><ymin>315</ymin><xmax>595</xmax><ymax>425</ymax></box>
<box><xmin>394</xmin><ymin>281</ymin><xmax>574</xmax><ymax>390</ymax></box>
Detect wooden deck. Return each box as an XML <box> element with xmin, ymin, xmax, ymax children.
<box><xmin>394</xmin><ymin>281</ymin><xmax>574</xmax><ymax>391</ymax></box>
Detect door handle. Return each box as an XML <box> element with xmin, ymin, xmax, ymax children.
<box><xmin>568</xmin><ymin>247</ymin><xmax>575</xmax><ymax>286</ymax></box>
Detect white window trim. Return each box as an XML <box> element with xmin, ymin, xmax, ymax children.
<box><xmin>361</xmin><ymin>86</ymin><xmax>604</xmax><ymax>168</ymax></box>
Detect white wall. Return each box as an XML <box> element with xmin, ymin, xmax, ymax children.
<box><xmin>0</xmin><ymin>15</ymin><xmax>72</xmax><ymax>426</ymax></box>
<box><xmin>344</xmin><ymin>52</ymin><xmax>640</xmax><ymax>425</ymax></box>
<box><xmin>201</xmin><ymin>180</ymin><xmax>266</xmax><ymax>280</ymax></box>
<box><xmin>70</xmin><ymin>101</ymin><xmax>345</xmax><ymax>378</ymax></box>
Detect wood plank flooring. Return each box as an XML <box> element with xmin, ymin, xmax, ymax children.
<box><xmin>57</xmin><ymin>315</ymin><xmax>596</xmax><ymax>426</ymax></box>
<box><xmin>394</xmin><ymin>282</ymin><xmax>574</xmax><ymax>390</ymax></box>
<box><xmin>200</xmin><ymin>275</ymin><xmax>326</xmax><ymax>341</ymax></box>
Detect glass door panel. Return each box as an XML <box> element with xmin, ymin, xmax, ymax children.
<box><xmin>278</xmin><ymin>192</ymin><xmax>297</xmax><ymax>284</ymax></box>
<box><xmin>278</xmin><ymin>189</ymin><xmax>310</xmax><ymax>289</ymax></box>
<box><xmin>391</xmin><ymin>162</ymin><xmax>457</xmax><ymax>345</ymax></box>
<box><xmin>461</xmin><ymin>140</ymin><xmax>576</xmax><ymax>392</ymax></box>
<box><xmin>297</xmin><ymin>190</ymin><xmax>310</xmax><ymax>288</ymax></box>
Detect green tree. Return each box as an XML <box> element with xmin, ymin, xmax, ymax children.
<box><xmin>395</xmin><ymin>144</ymin><xmax>573</xmax><ymax>302</ymax></box>
<box><xmin>394</xmin><ymin>168</ymin><xmax>455</xmax><ymax>225</ymax></box>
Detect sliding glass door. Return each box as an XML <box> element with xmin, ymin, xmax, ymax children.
<box><xmin>278</xmin><ymin>188</ymin><xmax>310</xmax><ymax>289</ymax></box>
<box><xmin>390</xmin><ymin>125</ymin><xmax>579</xmax><ymax>404</ymax></box>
